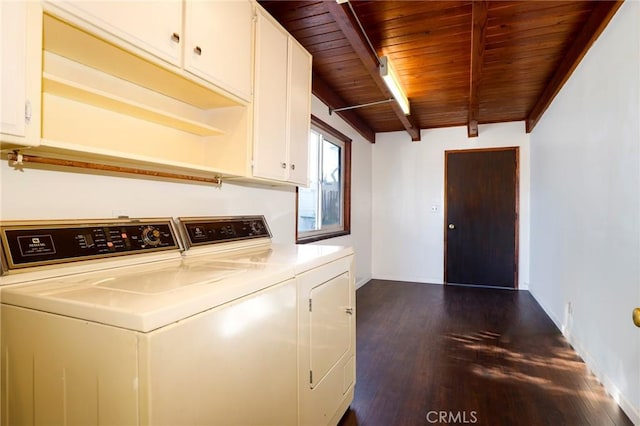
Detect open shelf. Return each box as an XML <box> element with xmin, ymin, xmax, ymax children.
<box><xmin>36</xmin><ymin>10</ymin><xmax>252</xmax><ymax>181</ymax></box>
<box><xmin>42</xmin><ymin>73</ymin><xmax>224</xmax><ymax>136</ymax></box>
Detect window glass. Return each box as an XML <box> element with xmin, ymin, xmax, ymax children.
<box><xmin>321</xmin><ymin>139</ymin><xmax>342</xmax><ymax>228</ymax></box>
<box><xmin>298</xmin><ymin>131</ymin><xmax>320</xmax><ymax>232</ymax></box>
<box><xmin>297</xmin><ymin>117</ymin><xmax>351</xmax><ymax>243</ymax></box>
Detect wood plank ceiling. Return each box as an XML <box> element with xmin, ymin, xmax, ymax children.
<box><xmin>258</xmin><ymin>1</ymin><xmax>622</xmax><ymax>143</ymax></box>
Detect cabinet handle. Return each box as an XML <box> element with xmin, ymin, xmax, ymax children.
<box><xmin>194</xmin><ymin>46</ymin><xmax>202</xmax><ymax>55</ymax></box>
<box><xmin>281</xmin><ymin>162</ymin><xmax>287</xmax><ymax>169</ymax></box>
<box><xmin>171</xmin><ymin>32</ymin><xmax>180</xmax><ymax>43</ymax></box>
<box><xmin>290</xmin><ymin>164</ymin><xmax>295</xmax><ymax>171</ymax></box>
<box><xmin>345</xmin><ymin>307</ymin><xmax>354</xmax><ymax>315</ymax></box>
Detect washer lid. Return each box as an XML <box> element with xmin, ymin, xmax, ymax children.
<box><xmin>1</xmin><ymin>257</ymin><xmax>294</xmax><ymax>332</ymax></box>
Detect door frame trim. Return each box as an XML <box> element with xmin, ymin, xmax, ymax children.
<box><xmin>443</xmin><ymin>146</ymin><xmax>520</xmax><ymax>289</ymax></box>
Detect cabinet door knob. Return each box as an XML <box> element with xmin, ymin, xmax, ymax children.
<box><xmin>171</xmin><ymin>32</ymin><xmax>180</xmax><ymax>43</ymax></box>
<box><xmin>281</xmin><ymin>162</ymin><xmax>287</xmax><ymax>169</ymax></box>
<box><xmin>290</xmin><ymin>164</ymin><xmax>295</xmax><ymax>171</ymax></box>
<box><xmin>194</xmin><ymin>46</ymin><xmax>202</xmax><ymax>55</ymax></box>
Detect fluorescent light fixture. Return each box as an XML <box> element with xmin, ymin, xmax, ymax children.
<box><xmin>379</xmin><ymin>55</ymin><xmax>410</xmax><ymax>115</ymax></box>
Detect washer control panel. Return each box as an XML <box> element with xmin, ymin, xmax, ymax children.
<box><xmin>0</xmin><ymin>219</ymin><xmax>179</xmax><ymax>270</ymax></box>
<box><xmin>179</xmin><ymin>216</ymin><xmax>271</xmax><ymax>247</ymax></box>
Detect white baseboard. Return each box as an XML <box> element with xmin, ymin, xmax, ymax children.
<box><xmin>371</xmin><ymin>274</ymin><xmax>444</xmax><ymax>284</ymax></box>
<box><xmin>371</xmin><ymin>274</ymin><xmax>529</xmax><ymax>290</ymax></box>
<box><xmin>355</xmin><ymin>275</ymin><xmax>372</xmax><ymax>289</ymax></box>
<box><xmin>529</xmin><ymin>290</ymin><xmax>640</xmax><ymax>425</ymax></box>
<box><xmin>570</xmin><ymin>338</ymin><xmax>640</xmax><ymax>425</ymax></box>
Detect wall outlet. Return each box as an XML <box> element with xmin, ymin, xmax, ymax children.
<box><xmin>562</xmin><ymin>301</ymin><xmax>573</xmax><ymax>336</ymax></box>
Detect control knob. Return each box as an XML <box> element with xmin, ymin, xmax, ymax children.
<box><xmin>250</xmin><ymin>221</ymin><xmax>265</xmax><ymax>235</ymax></box>
<box><xmin>141</xmin><ymin>226</ymin><xmax>162</xmax><ymax>247</ymax></box>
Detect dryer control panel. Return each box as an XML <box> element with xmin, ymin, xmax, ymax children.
<box><xmin>178</xmin><ymin>216</ymin><xmax>271</xmax><ymax>248</ymax></box>
<box><xmin>0</xmin><ymin>218</ymin><xmax>179</xmax><ymax>270</ymax></box>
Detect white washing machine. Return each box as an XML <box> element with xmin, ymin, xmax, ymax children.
<box><xmin>0</xmin><ymin>217</ymin><xmax>297</xmax><ymax>425</ymax></box>
<box><xmin>0</xmin><ymin>216</ymin><xmax>355</xmax><ymax>426</ymax></box>
<box><xmin>177</xmin><ymin>217</ymin><xmax>356</xmax><ymax>426</ymax></box>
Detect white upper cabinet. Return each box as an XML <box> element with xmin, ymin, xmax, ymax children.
<box><xmin>37</xmin><ymin>4</ymin><xmax>252</xmax><ymax>179</ymax></box>
<box><xmin>184</xmin><ymin>0</ymin><xmax>253</xmax><ymax>102</ymax></box>
<box><xmin>7</xmin><ymin>1</ymin><xmax>309</xmax><ymax>184</ymax></box>
<box><xmin>1</xmin><ymin>0</ymin><xmax>27</xmax><ymax>138</ymax></box>
<box><xmin>253</xmin><ymin>6</ymin><xmax>312</xmax><ymax>186</ymax></box>
<box><xmin>48</xmin><ymin>0</ymin><xmax>253</xmax><ymax>102</ymax></box>
<box><xmin>287</xmin><ymin>38</ymin><xmax>312</xmax><ymax>186</ymax></box>
<box><xmin>1</xmin><ymin>1</ymin><xmax>41</xmax><ymax>149</ymax></box>
<box><xmin>51</xmin><ymin>1</ymin><xmax>183</xmax><ymax>66</ymax></box>
<box><xmin>252</xmin><ymin>7</ymin><xmax>289</xmax><ymax>182</ymax></box>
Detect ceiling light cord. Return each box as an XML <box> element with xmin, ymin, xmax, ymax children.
<box><xmin>329</xmin><ymin>98</ymin><xmax>394</xmax><ymax>114</ymax></box>
<box><xmin>344</xmin><ymin>0</ymin><xmax>382</xmax><ymax>66</ymax></box>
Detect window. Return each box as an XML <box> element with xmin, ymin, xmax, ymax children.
<box><xmin>296</xmin><ymin>115</ymin><xmax>351</xmax><ymax>243</ymax></box>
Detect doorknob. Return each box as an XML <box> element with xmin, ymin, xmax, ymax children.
<box><xmin>633</xmin><ymin>308</ymin><xmax>640</xmax><ymax>328</ymax></box>
<box><xmin>448</xmin><ymin>224</ymin><xmax>455</xmax><ymax>230</ymax></box>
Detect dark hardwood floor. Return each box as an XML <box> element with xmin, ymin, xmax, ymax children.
<box><xmin>338</xmin><ymin>280</ymin><xmax>632</xmax><ymax>426</ymax></box>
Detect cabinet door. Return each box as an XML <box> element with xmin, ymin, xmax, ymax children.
<box><xmin>298</xmin><ymin>256</ymin><xmax>356</xmax><ymax>426</ymax></box>
<box><xmin>286</xmin><ymin>38</ymin><xmax>312</xmax><ymax>186</ymax></box>
<box><xmin>53</xmin><ymin>0</ymin><xmax>182</xmax><ymax>65</ymax></box>
<box><xmin>184</xmin><ymin>0</ymin><xmax>253</xmax><ymax>101</ymax></box>
<box><xmin>309</xmin><ymin>272</ymin><xmax>352</xmax><ymax>389</ymax></box>
<box><xmin>0</xmin><ymin>0</ymin><xmax>27</xmax><ymax>137</ymax></box>
<box><xmin>252</xmin><ymin>8</ymin><xmax>288</xmax><ymax>182</ymax></box>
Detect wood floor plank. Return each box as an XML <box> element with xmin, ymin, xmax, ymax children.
<box><xmin>338</xmin><ymin>280</ymin><xmax>632</xmax><ymax>426</ymax></box>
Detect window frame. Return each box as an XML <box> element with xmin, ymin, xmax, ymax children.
<box><xmin>296</xmin><ymin>115</ymin><xmax>351</xmax><ymax>244</ymax></box>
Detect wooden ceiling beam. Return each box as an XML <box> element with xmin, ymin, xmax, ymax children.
<box><xmin>325</xmin><ymin>1</ymin><xmax>421</xmax><ymax>142</ymax></box>
<box><xmin>468</xmin><ymin>1</ymin><xmax>488</xmax><ymax>138</ymax></box>
<box><xmin>312</xmin><ymin>72</ymin><xmax>376</xmax><ymax>144</ymax></box>
<box><xmin>526</xmin><ymin>1</ymin><xmax>624</xmax><ymax>133</ymax></box>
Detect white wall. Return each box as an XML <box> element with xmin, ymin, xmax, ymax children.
<box><xmin>529</xmin><ymin>2</ymin><xmax>640</xmax><ymax>423</ymax></box>
<box><xmin>0</xmin><ymin>161</ymin><xmax>298</xmax><ymax>242</ymax></box>
<box><xmin>0</xmin><ymin>94</ymin><xmax>373</xmax><ymax>285</ymax></box>
<box><xmin>309</xmin><ymin>96</ymin><xmax>373</xmax><ymax>288</ymax></box>
<box><xmin>372</xmin><ymin>122</ymin><xmax>530</xmax><ymax>287</ymax></box>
